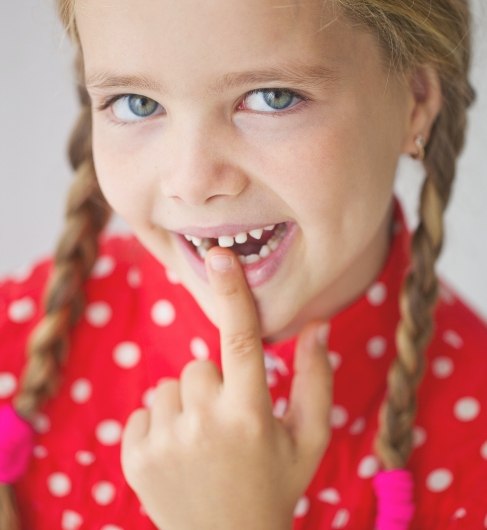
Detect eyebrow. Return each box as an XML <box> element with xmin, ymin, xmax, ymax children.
<box><xmin>85</xmin><ymin>62</ymin><xmax>340</xmax><ymax>95</ymax></box>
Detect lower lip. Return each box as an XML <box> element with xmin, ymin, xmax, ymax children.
<box><xmin>174</xmin><ymin>223</ymin><xmax>298</xmax><ymax>288</ymax></box>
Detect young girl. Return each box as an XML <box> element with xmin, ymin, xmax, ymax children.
<box><xmin>1</xmin><ymin>0</ymin><xmax>486</xmax><ymax>528</ymax></box>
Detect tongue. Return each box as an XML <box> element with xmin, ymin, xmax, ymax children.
<box><xmin>232</xmin><ymin>239</ymin><xmax>266</xmax><ymax>256</ymax></box>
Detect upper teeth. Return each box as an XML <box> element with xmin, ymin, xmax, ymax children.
<box><xmin>184</xmin><ymin>224</ymin><xmax>275</xmax><ymax>248</ymax></box>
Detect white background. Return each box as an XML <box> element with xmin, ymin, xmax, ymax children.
<box><xmin>0</xmin><ymin>0</ymin><xmax>486</xmax><ymax>321</ymax></box>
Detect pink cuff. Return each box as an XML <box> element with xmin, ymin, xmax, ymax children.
<box><xmin>0</xmin><ymin>404</ymin><xmax>35</xmax><ymax>484</ymax></box>
<box><xmin>373</xmin><ymin>469</ymin><xmax>415</xmax><ymax>530</ymax></box>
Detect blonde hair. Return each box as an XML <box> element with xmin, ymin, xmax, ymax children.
<box><xmin>0</xmin><ymin>0</ymin><xmax>475</xmax><ymax>527</ymax></box>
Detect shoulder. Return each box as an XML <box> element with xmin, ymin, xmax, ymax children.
<box><xmin>411</xmin><ymin>278</ymin><xmax>487</xmax><ymax>527</ymax></box>
<box><xmin>427</xmin><ymin>278</ymin><xmax>487</xmax><ymax>389</ymax></box>
<box><xmin>0</xmin><ymin>233</ymin><xmax>176</xmax><ymax>404</ymax></box>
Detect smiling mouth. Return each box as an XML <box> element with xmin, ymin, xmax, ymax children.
<box><xmin>182</xmin><ymin>222</ymin><xmax>289</xmax><ymax>265</ymax></box>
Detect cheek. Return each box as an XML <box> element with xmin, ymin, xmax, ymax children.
<box><xmin>92</xmin><ymin>125</ymin><xmax>155</xmax><ymax>223</ymax></box>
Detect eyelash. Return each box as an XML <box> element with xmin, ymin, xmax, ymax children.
<box><xmin>95</xmin><ymin>88</ymin><xmax>310</xmax><ymax>126</ymax></box>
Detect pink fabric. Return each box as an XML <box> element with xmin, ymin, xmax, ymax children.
<box><xmin>0</xmin><ymin>404</ymin><xmax>34</xmax><ymax>484</ymax></box>
<box><xmin>373</xmin><ymin>469</ymin><xmax>415</xmax><ymax>530</ymax></box>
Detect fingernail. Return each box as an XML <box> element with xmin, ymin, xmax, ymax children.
<box><xmin>209</xmin><ymin>254</ymin><xmax>234</xmax><ymax>272</ymax></box>
<box><xmin>316</xmin><ymin>323</ymin><xmax>330</xmax><ymax>346</ymax></box>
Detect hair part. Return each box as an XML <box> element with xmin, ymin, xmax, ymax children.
<box><xmin>0</xmin><ymin>0</ymin><xmax>475</xmax><ymax>527</ymax></box>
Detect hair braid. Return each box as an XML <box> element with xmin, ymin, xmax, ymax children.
<box><xmin>0</xmin><ymin>52</ymin><xmax>111</xmax><ymax>530</ymax></box>
<box><xmin>332</xmin><ymin>0</ymin><xmax>475</xmax><ymax>479</ymax></box>
<box><xmin>374</xmin><ymin>63</ymin><xmax>476</xmax><ymax>470</ymax></box>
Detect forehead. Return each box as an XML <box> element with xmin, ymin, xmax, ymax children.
<box><xmin>75</xmin><ymin>0</ymin><xmax>381</xmax><ymax>95</ymax></box>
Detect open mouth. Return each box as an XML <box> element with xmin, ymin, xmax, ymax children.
<box><xmin>182</xmin><ymin>222</ymin><xmax>289</xmax><ymax>265</ymax></box>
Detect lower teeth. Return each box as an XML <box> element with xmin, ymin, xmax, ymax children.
<box><xmin>195</xmin><ymin>224</ymin><xmax>287</xmax><ymax>264</ymax></box>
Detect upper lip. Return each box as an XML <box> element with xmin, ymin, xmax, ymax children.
<box><xmin>170</xmin><ymin>222</ymin><xmax>287</xmax><ymax>239</ymax></box>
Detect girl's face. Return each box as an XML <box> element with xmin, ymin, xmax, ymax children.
<box><xmin>76</xmin><ymin>0</ymin><xmax>414</xmax><ymax>342</ymax></box>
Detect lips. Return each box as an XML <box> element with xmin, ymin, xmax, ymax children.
<box><xmin>173</xmin><ymin>221</ymin><xmax>298</xmax><ymax>288</ymax></box>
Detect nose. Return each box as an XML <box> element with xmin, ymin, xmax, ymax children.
<box><xmin>160</xmin><ymin>118</ymin><xmax>249</xmax><ymax>206</ymax></box>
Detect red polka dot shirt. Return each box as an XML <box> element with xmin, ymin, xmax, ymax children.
<box><xmin>1</xmin><ymin>196</ymin><xmax>486</xmax><ymax>529</ymax></box>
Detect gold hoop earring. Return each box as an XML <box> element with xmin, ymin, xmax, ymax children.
<box><xmin>412</xmin><ymin>134</ymin><xmax>426</xmax><ymax>161</ymax></box>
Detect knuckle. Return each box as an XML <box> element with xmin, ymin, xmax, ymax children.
<box><xmin>304</xmin><ymin>424</ymin><xmax>330</xmax><ymax>457</ymax></box>
<box><xmin>181</xmin><ymin>410</ymin><xmax>214</xmax><ymax>444</ymax></box>
<box><xmin>180</xmin><ymin>359</ymin><xmax>218</xmax><ymax>383</ymax></box>
<box><xmin>152</xmin><ymin>378</ymin><xmax>179</xmax><ymax>404</ymax></box>
<box><xmin>233</xmin><ymin>411</ymin><xmax>270</xmax><ymax>440</ymax></box>
<box><xmin>122</xmin><ymin>442</ymin><xmax>150</xmax><ymax>483</ymax></box>
<box><xmin>218</xmin><ymin>281</ymin><xmax>240</xmax><ymax>297</ymax></box>
<box><xmin>224</xmin><ymin>329</ymin><xmax>258</xmax><ymax>358</ymax></box>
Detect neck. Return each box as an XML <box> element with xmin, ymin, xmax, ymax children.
<box><xmin>264</xmin><ymin>200</ymin><xmax>395</xmax><ymax>344</ymax></box>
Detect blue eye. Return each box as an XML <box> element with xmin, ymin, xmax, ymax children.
<box><xmin>111</xmin><ymin>94</ymin><xmax>162</xmax><ymax>122</ymax></box>
<box><xmin>243</xmin><ymin>89</ymin><xmax>304</xmax><ymax>112</ymax></box>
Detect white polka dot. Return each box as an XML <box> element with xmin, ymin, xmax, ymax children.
<box><xmin>75</xmin><ymin>451</ymin><xmax>96</xmax><ymax>466</ymax></box>
<box><xmin>293</xmin><ymin>496</ymin><xmax>310</xmax><ymax>518</ymax></box>
<box><xmin>143</xmin><ymin>387</ymin><xmax>156</xmax><ymax>408</ymax></box>
<box><xmin>454</xmin><ymin>397</ymin><xmax>480</xmax><ymax>422</ymax></box>
<box><xmin>331</xmin><ymin>405</ymin><xmax>348</xmax><ymax>429</ymax></box>
<box><xmin>166</xmin><ymin>268</ymin><xmax>180</xmax><ymax>284</ymax></box>
<box><xmin>439</xmin><ymin>284</ymin><xmax>455</xmax><ymax>304</ymax></box>
<box><xmin>331</xmin><ymin>508</ymin><xmax>350</xmax><ymax>528</ymax></box>
<box><xmin>127</xmin><ymin>267</ymin><xmax>142</xmax><ymax>288</ymax></box>
<box><xmin>113</xmin><ymin>342</ymin><xmax>141</xmax><ymax>368</ymax></box>
<box><xmin>33</xmin><ymin>413</ymin><xmax>51</xmax><ymax>434</ymax></box>
<box><xmin>101</xmin><ymin>526</ymin><xmax>123</xmax><ymax>530</ymax></box>
<box><xmin>367</xmin><ymin>282</ymin><xmax>387</xmax><ymax>306</ymax></box>
<box><xmin>328</xmin><ymin>351</ymin><xmax>342</xmax><ymax>371</ymax></box>
<box><xmin>442</xmin><ymin>329</ymin><xmax>463</xmax><ymax>349</ymax></box>
<box><xmin>151</xmin><ymin>300</ymin><xmax>176</xmax><ymax>326</ymax></box>
<box><xmin>358</xmin><ymin>455</ymin><xmax>379</xmax><ymax>479</ymax></box>
<box><xmin>70</xmin><ymin>379</ymin><xmax>92</xmax><ymax>404</ymax></box>
<box><xmin>190</xmin><ymin>337</ymin><xmax>210</xmax><ymax>360</ymax></box>
<box><xmin>481</xmin><ymin>441</ymin><xmax>487</xmax><ymax>460</ymax></box>
<box><xmin>48</xmin><ymin>472</ymin><xmax>71</xmax><ymax>497</ymax></box>
<box><xmin>86</xmin><ymin>302</ymin><xmax>112</xmax><ymax>327</ymax></box>
<box><xmin>349</xmin><ymin>417</ymin><xmax>366</xmax><ymax>435</ymax></box>
<box><xmin>426</xmin><ymin>468</ymin><xmax>453</xmax><ymax>492</ymax></box>
<box><xmin>432</xmin><ymin>357</ymin><xmax>454</xmax><ymax>378</ymax></box>
<box><xmin>11</xmin><ymin>264</ymin><xmax>33</xmax><ymax>283</ymax></box>
<box><xmin>453</xmin><ymin>507</ymin><xmax>467</xmax><ymax>519</ymax></box>
<box><xmin>266</xmin><ymin>371</ymin><xmax>278</xmax><ymax>387</ymax></box>
<box><xmin>413</xmin><ymin>426</ymin><xmax>427</xmax><ymax>448</ymax></box>
<box><xmin>96</xmin><ymin>420</ymin><xmax>122</xmax><ymax>445</ymax></box>
<box><xmin>62</xmin><ymin>510</ymin><xmax>83</xmax><ymax>530</ymax></box>
<box><xmin>33</xmin><ymin>445</ymin><xmax>48</xmax><ymax>459</ymax></box>
<box><xmin>91</xmin><ymin>256</ymin><xmax>116</xmax><ymax>278</ymax></box>
<box><xmin>92</xmin><ymin>481</ymin><xmax>116</xmax><ymax>505</ymax></box>
<box><xmin>317</xmin><ymin>488</ymin><xmax>341</xmax><ymax>505</ymax></box>
<box><xmin>0</xmin><ymin>372</ymin><xmax>17</xmax><ymax>398</ymax></box>
<box><xmin>273</xmin><ymin>398</ymin><xmax>288</xmax><ymax>419</ymax></box>
<box><xmin>366</xmin><ymin>336</ymin><xmax>387</xmax><ymax>359</ymax></box>
<box><xmin>8</xmin><ymin>297</ymin><xmax>36</xmax><ymax>323</ymax></box>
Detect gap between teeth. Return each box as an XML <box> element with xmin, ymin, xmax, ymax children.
<box><xmin>190</xmin><ymin>224</ymin><xmax>285</xmax><ymax>264</ymax></box>
<box><xmin>184</xmin><ymin>224</ymin><xmax>276</xmax><ymax>249</ymax></box>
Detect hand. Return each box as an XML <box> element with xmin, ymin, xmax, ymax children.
<box><xmin>121</xmin><ymin>247</ymin><xmax>333</xmax><ymax>530</ymax></box>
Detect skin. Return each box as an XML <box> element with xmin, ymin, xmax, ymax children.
<box><xmin>75</xmin><ymin>0</ymin><xmax>442</xmax><ymax>526</ymax></box>
<box><xmin>122</xmin><ymin>249</ymin><xmax>332</xmax><ymax>529</ymax></box>
<box><xmin>76</xmin><ymin>0</ymin><xmax>439</xmax><ymax>344</ymax></box>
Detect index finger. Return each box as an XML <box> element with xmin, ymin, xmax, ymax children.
<box><xmin>204</xmin><ymin>246</ymin><xmax>270</xmax><ymax>408</ymax></box>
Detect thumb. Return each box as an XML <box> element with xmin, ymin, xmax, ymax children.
<box><xmin>282</xmin><ymin>322</ymin><xmax>333</xmax><ymax>455</ymax></box>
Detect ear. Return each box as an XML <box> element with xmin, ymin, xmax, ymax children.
<box><xmin>401</xmin><ymin>66</ymin><xmax>443</xmax><ymax>156</ymax></box>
